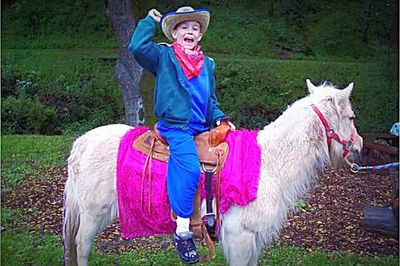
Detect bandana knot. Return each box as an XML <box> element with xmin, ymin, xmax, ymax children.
<box><xmin>172</xmin><ymin>42</ymin><xmax>204</xmax><ymax>80</ymax></box>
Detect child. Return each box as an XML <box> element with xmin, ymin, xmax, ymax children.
<box><xmin>129</xmin><ymin>6</ymin><xmax>235</xmax><ymax>264</ymax></box>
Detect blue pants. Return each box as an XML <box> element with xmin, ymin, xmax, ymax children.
<box><xmin>157</xmin><ymin>120</ymin><xmax>209</xmax><ymax>218</ymax></box>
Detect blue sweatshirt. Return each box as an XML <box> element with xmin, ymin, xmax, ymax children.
<box><xmin>128</xmin><ymin>15</ymin><xmax>225</xmax><ymax>127</ymax></box>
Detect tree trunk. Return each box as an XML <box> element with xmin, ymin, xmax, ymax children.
<box><xmin>105</xmin><ymin>0</ymin><xmax>144</xmax><ymax>126</ymax></box>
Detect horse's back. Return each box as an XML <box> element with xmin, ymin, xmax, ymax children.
<box><xmin>79</xmin><ymin>124</ymin><xmax>133</xmax><ymax>141</ymax></box>
<box><xmin>67</xmin><ymin>124</ymin><xmax>133</xmax><ymax>213</ymax></box>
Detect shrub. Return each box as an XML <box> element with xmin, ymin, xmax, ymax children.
<box><xmin>1</xmin><ymin>57</ymin><xmax>124</xmax><ymax>135</ymax></box>
<box><xmin>2</xmin><ymin>96</ymin><xmax>58</xmax><ymax>134</ymax></box>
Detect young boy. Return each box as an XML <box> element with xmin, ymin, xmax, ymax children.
<box><xmin>129</xmin><ymin>6</ymin><xmax>234</xmax><ymax>264</ymax></box>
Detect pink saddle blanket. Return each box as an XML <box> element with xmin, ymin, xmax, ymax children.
<box><xmin>117</xmin><ymin>126</ymin><xmax>261</xmax><ymax>239</ymax></box>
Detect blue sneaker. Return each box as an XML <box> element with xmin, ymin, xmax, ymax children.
<box><xmin>173</xmin><ymin>231</ymin><xmax>200</xmax><ymax>264</ymax></box>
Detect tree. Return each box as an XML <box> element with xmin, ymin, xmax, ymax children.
<box><xmin>105</xmin><ymin>0</ymin><xmax>144</xmax><ymax>126</ymax></box>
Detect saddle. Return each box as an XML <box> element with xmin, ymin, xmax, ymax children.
<box><xmin>133</xmin><ymin>123</ymin><xmax>231</xmax><ymax>262</ymax></box>
<box><xmin>133</xmin><ymin>124</ymin><xmax>230</xmax><ymax>170</ymax></box>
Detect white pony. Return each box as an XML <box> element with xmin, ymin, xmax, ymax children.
<box><xmin>62</xmin><ymin>80</ymin><xmax>362</xmax><ymax>266</ymax></box>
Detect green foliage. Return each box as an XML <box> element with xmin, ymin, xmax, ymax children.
<box><xmin>1</xmin><ymin>53</ymin><xmax>124</xmax><ymax>135</ymax></box>
<box><xmin>3</xmin><ymin>0</ymin><xmax>398</xmax><ymax>60</ymax></box>
<box><xmin>1</xmin><ymin>0</ymin><xmax>398</xmax><ymax>134</ymax></box>
<box><xmin>2</xmin><ymin>0</ymin><xmax>117</xmax><ymax>49</ymax></box>
<box><xmin>210</xmin><ymin>57</ymin><xmax>398</xmax><ymax>132</ymax></box>
<box><xmin>2</xmin><ymin>96</ymin><xmax>58</xmax><ymax>134</ymax></box>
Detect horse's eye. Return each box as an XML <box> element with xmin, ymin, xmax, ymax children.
<box><xmin>349</xmin><ymin>116</ymin><xmax>356</xmax><ymax>120</ymax></box>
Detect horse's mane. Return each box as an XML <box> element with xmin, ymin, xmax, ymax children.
<box><xmin>318</xmin><ymin>80</ymin><xmax>335</xmax><ymax>88</ymax></box>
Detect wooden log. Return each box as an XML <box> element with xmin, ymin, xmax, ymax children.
<box><xmin>362</xmin><ymin>133</ymin><xmax>398</xmax><ymax>142</ymax></box>
<box><xmin>362</xmin><ymin>205</ymin><xmax>399</xmax><ymax>238</ymax></box>
<box><xmin>363</xmin><ymin>142</ymin><xmax>399</xmax><ymax>156</ymax></box>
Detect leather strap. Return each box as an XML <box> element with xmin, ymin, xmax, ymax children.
<box><xmin>141</xmin><ymin>137</ymin><xmax>155</xmax><ymax>214</ymax></box>
<box><xmin>311</xmin><ymin>104</ymin><xmax>356</xmax><ymax>158</ymax></box>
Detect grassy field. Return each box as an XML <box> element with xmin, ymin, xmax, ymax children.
<box><xmin>2</xmin><ymin>230</ymin><xmax>398</xmax><ymax>265</ymax></box>
<box><xmin>2</xmin><ymin>0</ymin><xmax>398</xmax><ymax>134</ymax></box>
<box><xmin>3</xmin><ymin>48</ymin><xmax>398</xmax><ymax>133</ymax></box>
<box><xmin>1</xmin><ymin>135</ymin><xmax>398</xmax><ymax>265</ymax></box>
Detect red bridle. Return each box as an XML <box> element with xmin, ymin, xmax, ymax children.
<box><xmin>311</xmin><ymin>104</ymin><xmax>356</xmax><ymax>158</ymax></box>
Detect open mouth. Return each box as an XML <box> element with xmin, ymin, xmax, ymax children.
<box><xmin>184</xmin><ymin>37</ymin><xmax>194</xmax><ymax>43</ymax></box>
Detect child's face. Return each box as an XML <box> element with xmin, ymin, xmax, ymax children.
<box><xmin>171</xmin><ymin>20</ymin><xmax>203</xmax><ymax>50</ymax></box>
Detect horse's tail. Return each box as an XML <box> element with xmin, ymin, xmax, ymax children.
<box><xmin>62</xmin><ymin>138</ymin><xmax>86</xmax><ymax>266</ymax></box>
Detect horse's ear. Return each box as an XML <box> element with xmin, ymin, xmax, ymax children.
<box><xmin>306</xmin><ymin>79</ymin><xmax>317</xmax><ymax>94</ymax></box>
<box><xmin>338</xmin><ymin>82</ymin><xmax>354</xmax><ymax>100</ymax></box>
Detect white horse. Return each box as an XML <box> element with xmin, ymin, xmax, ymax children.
<box><xmin>62</xmin><ymin>80</ymin><xmax>363</xmax><ymax>266</ymax></box>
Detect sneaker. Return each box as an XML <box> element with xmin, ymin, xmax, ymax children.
<box><xmin>173</xmin><ymin>231</ymin><xmax>200</xmax><ymax>264</ymax></box>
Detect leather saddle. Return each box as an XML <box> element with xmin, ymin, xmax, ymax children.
<box><xmin>133</xmin><ymin>124</ymin><xmax>230</xmax><ymax>171</ymax></box>
<box><xmin>132</xmin><ymin>124</ymin><xmax>231</xmax><ymax>262</ymax></box>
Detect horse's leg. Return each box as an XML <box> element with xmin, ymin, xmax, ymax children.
<box><xmin>74</xmin><ymin>173</ymin><xmax>119</xmax><ymax>265</ymax></box>
<box><xmin>75</xmin><ymin>210</ymin><xmax>115</xmax><ymax>266</ymax></box>
<box><xmin>220</xmin><ymin>207</ymin><xmax>258</xmax><ymax>266</ymax></box>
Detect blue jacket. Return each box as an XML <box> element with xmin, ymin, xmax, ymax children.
<box><xmin>128</xmin><ymin>15</ymin><xmax>225</xmax><ymax>127</ymax></box>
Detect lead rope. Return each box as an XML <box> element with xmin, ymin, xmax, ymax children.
<box><xmin>345</xmin><ymin>158</ymin><xmax>399</xmax><ymax>173</ymax></box>
<box><xmin>199</xmin><ymin>223</ymin><xmax>216</xmax><ymax>263</ymax></box>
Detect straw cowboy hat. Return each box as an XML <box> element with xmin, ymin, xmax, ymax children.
<box><xmin>161</xmin><ymin>6</ymin><xmax>210</xmax><ymax>41</ymax></box>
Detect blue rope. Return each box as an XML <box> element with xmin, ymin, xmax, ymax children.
<box><xmin>350</xmin><ymin>162</ymin><xmax>399</xmax><ymax>173</ymax></box>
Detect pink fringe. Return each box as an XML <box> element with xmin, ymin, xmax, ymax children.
<box><xmin>117</xmin><ymin>127</ymin><xmax>261</xmax><ymax>238</ymax></box>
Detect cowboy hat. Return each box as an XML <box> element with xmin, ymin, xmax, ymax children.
<box><xmin>161</xmin><ymin>6</ymin><xmax>210</xmax><ymax>41</ymax></box>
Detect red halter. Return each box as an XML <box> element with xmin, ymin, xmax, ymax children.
<box><xmin>311</xmin><ymin>104</ymin><xmax>356</xmax><ymax>158</ymax></box>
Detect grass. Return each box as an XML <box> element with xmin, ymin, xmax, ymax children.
<box><xmin>1</xmin><ymin>135</ymin><xmax>73</xmax><ymax>191</ymax></box>
<box><xmin>3</xmin><ymin>47</ymin><xmax>398</xmax><ymax>133</ymax></box>
<box><xmin>1</xmin><ymin>231</ymin><xmax>397</xmax><ymax>266</ymax></box>
<box><xmin>2</xmin><ymin>48</ymin><xmax>118</xmax><ymax>80</ymax></box>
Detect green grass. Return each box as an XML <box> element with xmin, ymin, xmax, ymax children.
<box><xmin>262</xmin><ymin>246</ymin><xmax>398</xmax><ymax>266</ymax></box>
<box><xmin>2</xmin><ymin>0</ymin><xmax>398</xmax><ymax>135</ymax></box>
<box><xmin>1</xmin><ymin>135</ymin><xmax>73</xmax><ymax>191</ymax></box>
<box><xmin>2</xmin><ymin>0</ymin><xmax>396</xmax><ymax>61</ymax></box>
<box><xmin>2</xmin><ymin>48</ymin><xmax>117</xmax><ymax>79</ymax></box>
<box><xmin>214</xmin><ymin>57</ymin><xmax>398</xmax><ymax>133</ymax></box>
<box><xmin>1</xmin><ymin>231</ymin><xmax>397</xmax><ymax>266</ymax></box>
<box><xmin>3</xmin><ymin>48</ymin><xmax>397</xmax><ymax>134</ymax></box>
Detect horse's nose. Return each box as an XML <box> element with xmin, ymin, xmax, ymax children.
<box><xmin>353</xmin><ymin>135</ymin><xmax>363</xmax><ymax>162</ymax></box>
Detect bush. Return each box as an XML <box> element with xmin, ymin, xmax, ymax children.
<box><xmin>2</xmin><ymin>96</ymin><xmax>58</xmax><ymax>134</ymax></box>
<box><xmin>1</xmin><ymin>57</ymin><xmax>124</xmax><ymax>135</ymax></box>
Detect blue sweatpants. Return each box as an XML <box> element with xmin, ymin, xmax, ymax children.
<box><xmin>157</xmin><ymin>120</ymin><xmax>209</xmax><ymax>218</ymax></box>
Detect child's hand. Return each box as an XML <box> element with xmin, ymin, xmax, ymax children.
<box><xmin>216</xmin><ymin>119</ymin><xmax>236</xmax><ymax>131</ymax></box>
<box><xmin>148</xmin><ymin>9</ymin><xmax>162</xmax><ymax>23</ymax></box>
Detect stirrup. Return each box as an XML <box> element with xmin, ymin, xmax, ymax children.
<box><xmin>202</xmin><ymin>214</ymin><xmax>216</xmax><ymax>240</ymax></box>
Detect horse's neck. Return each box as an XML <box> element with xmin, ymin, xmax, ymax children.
<box><xmin>258</xmin><ymin>105</ymin><xmax>329</xmax><ymax>195</ymax></box>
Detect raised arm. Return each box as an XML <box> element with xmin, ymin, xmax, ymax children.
<box><xmin>128</xmin><ymin>9</ymin><xmax>163</xmax><ymax>75</ymax></box>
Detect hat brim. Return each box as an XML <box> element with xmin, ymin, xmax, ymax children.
<box><xmin>161</xmin><ymin>8</ymin><xmax>210</xmax><ymax>42</ymax></box>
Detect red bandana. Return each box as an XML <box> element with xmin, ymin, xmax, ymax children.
<box><xmin>172</xmin><ymin>42</ymin><xmax>204</xmax><ymax>80</ymax></box>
